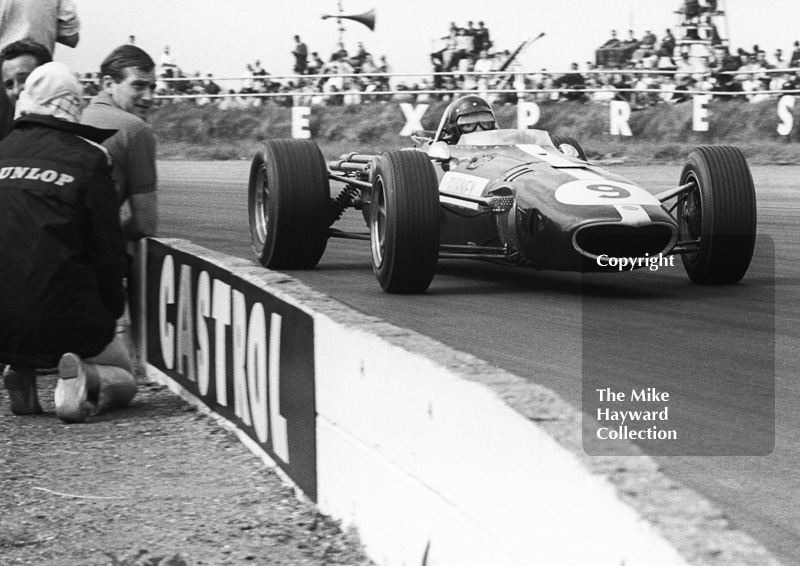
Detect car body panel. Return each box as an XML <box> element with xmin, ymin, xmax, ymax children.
<box><xmin>417</xmin><ymin>130</ymin><xmax>679</xmax><ymax>272</ymax></box>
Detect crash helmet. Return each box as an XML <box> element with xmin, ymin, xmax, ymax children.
<box><xmin>440</xmin><ymin>95</ymin><xmax>497</xmax><ymax>144</ymax></box>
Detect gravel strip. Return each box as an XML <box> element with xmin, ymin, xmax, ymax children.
<box><xmin>0</xmin><ymin>374</ymin><xmax>374</xmax><ymax>566</ymax></box>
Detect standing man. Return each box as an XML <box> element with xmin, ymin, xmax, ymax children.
<box><xmin>0</xmin><ymin>0</ymin><xmax>80</xmax><ymax>138</ymax></box>
<box><xmin>292</xmin><ymin>35</ymin><xmax>308</xmax><ymax>75</ymax></box>
<box><xmin>82</xmin><ymin>44</ymin><xmax>158</xmax><ymax>241</ymax></box>
<box><xmin>81</xmin><ymin>45</ymin><xmax>158</xmax><ymax>380</ymax></box>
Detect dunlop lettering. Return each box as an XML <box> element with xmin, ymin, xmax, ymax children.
<box><xmin>0</xmin><ymin>166</ymin><xmax>75</xmax><ymax>185</ymax></box>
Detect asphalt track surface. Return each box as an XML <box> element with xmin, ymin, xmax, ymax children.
<box><xmin>159</xmin><ymin>160</ymin><xmax>799</xmax><ymax>565</ymax></box>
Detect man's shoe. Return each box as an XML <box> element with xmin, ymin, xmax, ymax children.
<box><xmin>55</xmin><ymin>353</ymin><xmax>93</xmax><ymax>423</ymax></box>
<box><xmin>3</xmin><ymin>368</ymin><xmax>43</xmax><ymax>415</ymax></box>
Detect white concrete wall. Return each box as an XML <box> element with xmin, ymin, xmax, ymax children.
<box><xmin>313</xmin><ymin>316</ymin><xmax>689</xmax><ymax>566</ymax></box>
<box><xmin>144</xmin><ymin>239</ymin><xmax>781</xmax><ymax>566</ymax></box>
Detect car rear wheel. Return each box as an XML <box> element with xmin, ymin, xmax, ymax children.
<box><xmin>370</xmin><ymin>150</ymin><xmax>440</xmax><ymax>293</ymax></box>
<box><xmin>247</xmin><ymin>139</ymin><xmax>330</xmax><ymax>269</ymax></box>
<box><xmin>550</xmin><ymin>135</ymin><xmax>587</xmax><ymax>161</ymax></box>
<box><xmin>678</xmin><ymin>146</ymin><xmax>756</xmax><ymax>284</ymax></box>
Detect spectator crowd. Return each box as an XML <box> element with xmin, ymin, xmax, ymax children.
<box><xmin>73</xmin><ymin>3</ymin><xmax>800</xmax><ymax>111</ymax></box>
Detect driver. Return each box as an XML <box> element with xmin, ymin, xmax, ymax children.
<box><xmin>437</xmin><ymin>94</ymin><xmax>497</xmax><ymax>144</ymax></box>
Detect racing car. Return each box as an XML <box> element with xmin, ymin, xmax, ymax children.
<box><xmin>247</xmin><ymin>95</ymin><xmax>756</xmax><ymax>293</ymax></box>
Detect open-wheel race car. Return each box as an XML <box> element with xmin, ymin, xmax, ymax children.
<box><xmin>247</xmin><ymin>96</ymin><xmax>756</xmax><ymax>294</ymax></box>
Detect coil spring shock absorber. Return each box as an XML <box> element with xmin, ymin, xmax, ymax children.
<box><xmin>329</xmin><ymin>184</ymin><xmax>361</xmax><ymax>225</ymax></box>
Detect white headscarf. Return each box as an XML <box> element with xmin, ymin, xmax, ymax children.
<box><xmin>15</xmin><ymin>62</ymin><xmax>84</xmax><ymax>123</ymax></box>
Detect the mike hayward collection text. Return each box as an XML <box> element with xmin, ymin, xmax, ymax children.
<box><xmin>595</xmin><ymin>387</ymin><xmax>677</xmax><ymax>440</ymax></box>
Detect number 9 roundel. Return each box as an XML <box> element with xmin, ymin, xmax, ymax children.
<box><xmin>554</xmin><ymin>180</ymin><xmax>660</xmax><ymax>206</ymax></box>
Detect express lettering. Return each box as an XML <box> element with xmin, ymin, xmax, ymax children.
<box><xmin>157</xmin><ymin>254</ymin><xmax>289</xmax><ymax>463</ymax></box>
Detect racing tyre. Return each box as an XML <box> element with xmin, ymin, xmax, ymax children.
<box><xmin>550</xmin><ymin>135</ymin><xmax>587</xmax><ymax>161</ymax></box>
<box><xmin>248</xmin><ymin>139</ymin><xmax>330</xmax><ymax>269</ymax></box>
<box><xmin>678</xmin><ymin>146</ymin><xmax>756</xmax><ymax>284</ymax></box>
<box><xmin>370</xmin><ymin>150</ymin><xmax>440</xmax><ymax>293</ymax></box>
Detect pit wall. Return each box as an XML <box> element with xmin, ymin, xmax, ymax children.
<box><xmin>140</xmin><ymin>238</ymin><xmax>780</xmax><ymax>566</ymax></box>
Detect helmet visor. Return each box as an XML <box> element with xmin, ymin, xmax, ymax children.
<box><xmin>457</xmin><ymin>111</ymin><xmax>496</xmax><ymax>133</ymax></box>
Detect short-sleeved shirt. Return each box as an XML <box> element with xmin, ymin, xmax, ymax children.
<box><xmin>81</xmin><ymin>91</ymin><xmax>157</xmax><ymax>205</ymax></box>
<box><xmin>0</xmin><ymin>0</ymin><xmax>80</xmax><ymax>53</ymax></box>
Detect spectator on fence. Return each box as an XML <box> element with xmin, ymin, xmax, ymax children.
<box><xmin>320</xmin><ymin>52</ymin><xmax>355</xmax><ymax>95</ymax></box>
<box><xmin>253</xmin><ymin>60</ymin><xmax>271</xmax><ymax>89</ymax></box>
<box><xmin>430</xmin><ymin>51</ymin><xmax>445</xmax><ymax>89</ymax></box>
<box><xmin>709</xmin><ymin>45</ymin><xmax>740</xmax><ymax>95</ymax></box>
<box><xmin>529</xmin><ymin>68</ymin><xmax>546</xmax><ymax>100</ymax></box>
<box><xmin>82</xmin><ymin>72</ymin><xmax>100</xmax><ymax>96</ymax></box>
<box><xmin>377</xmin><ymin>54</ymin><xmax>391</xmax><ymax>88</ymax></box>
<box><xmin>753</xmin><ymin>51</ymin><xmax>775</xmax><ymax>89</ymax></box>
<box><xmin>633</xmin><ymin>72</ymin><xmax>662</xmax><ymax>108</ymax></box>
<box><xmin>292</xmin><ymin>35</ymin><xmax>308</xmax><ymax>75</ymax></box>
<box><xmin>735</xmin><ymin>53</ymin><xmax>768</xmax><ymax>100</ymax></box>
<box><xmin>465</xmin><ymin>21</ymin><xmax>480</xmax><ymax>60</ymax></box>
<box><xmin>670</xmin><ymin>74</ymin><xmax>693</xmax><ymax>103</ymax></box>
<box><xmin>437</xmin><ymin>26</ymin><xmax>458</xmax><ymax>72</ymax></box>
<box><xmin>621</xmin><ymin>30</ymin><xmax>640</xmax><ymax>51</ymax></box>
<box><xmin>218</xmin><ymin>88</ymin><xmax>239</xmax><ymax>110</ymax></box>
<box><xmin>351</xmin><ymin>41</ymin><xmax>369</xmax><ymax>73</ymax></box>
<box><xmin>601</xmin><ymin>30</ymin><xmax>620</xmax><ymax>49</ymax></box>
<box><xmin>334</xmin><ymin>42</ymin><xmax>348</xmax><ymax>62</ymax></box>
<box><xmin>0</xmin><ymin>62</ymin><xmax>133</xmax><ymax>422</ymax></box>
<box><xmin>772</xmin><ymin>49</ymin><xmax>788</xmax><ymax>69</ymax></box>
<box><xmin>203</xmin><ymin>73</ymin><xmax>221</xmax><ymax>98</ymax></box>
<box><xmin>390</xmin><ymin>82</ymin><xmax>415</xmax><ymax>104</ymax></box>
<box><xmin>590</xmin><ymin>73</ymin><xmax>618</xmax><ymax>103</ymax></box>
<box><xmin>452</xmin><ymin>27</ymin><xmax>473</xmax><ymax>70</ymax></box>
<box><xmin>660</xmin><ymin>29</ymin><xmax>676</xmax><ymax>58</ymax></box>
<box><xmin>611</xmin><ymin>72</ymin><xmax>634</xmax><ymax>102</ymax></box>
<box><xmin>674</xmin><ymin>51</ymin><xmax>694</xmax><ymax>83</ymax></box>
<box><xmin>556</xmin><ymin>62</ymin><xmax>587</xmax><ymax>102</ymax></box>
<box><xmin>694</xmin><ymin>56</ymin><xmax>715</xmax><ymax>89</ymax></box>
<box><xmin>641</xmin><ymin>30</ymin><xmax>657</xmax><ymax>50</ymax></box>
<box><xmin>306</xmin><ymin>51</ymin><xmax>324</xmax><ymax>76</ymax></box>
<box><xmin>473</xmin><ymin>49</ymin><xmax>496</xmax><ymax>93</ymax></box>
<box><xmin>790</xmin><ymin>41</ymin><xmax>800</xmax><ymax>68</ymax></box>
<box><xmin>359</xmin><ymin>53</ymin><xmax>380</xmax><ymax>90</ymax></box>
<box><xmin>158</xmin><ymin>45</ymin><xmax>177</xmax><ymax>78</ymax></box>
<box><xmin>474</xmin><ymin>21</ymin><xmax>491</xmax><ymax>54</ymax></box>
<box><xmin>240</xmin><ymin>63</ymin><xmax>254</xmax><ymax>94</ymax></box>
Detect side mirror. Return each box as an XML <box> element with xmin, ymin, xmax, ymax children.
<box><xmin>427</xmin><ymin>141</ymin><xmax>451</xmax><ymax>161</ymax></box>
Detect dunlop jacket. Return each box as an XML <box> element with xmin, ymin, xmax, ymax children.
<box><xmin>0</xmin><ymin>114</ymin><xmax>124</xmax><ymax>367</ymax></box>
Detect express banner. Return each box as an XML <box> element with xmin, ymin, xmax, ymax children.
<box><xmin>146</xmin><ymin>240</ymin><xmax>317</xmax><ymax>500</ymax></box>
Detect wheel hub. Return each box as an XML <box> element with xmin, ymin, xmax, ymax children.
<box><xmin>254</xmin><ymin>165</ymin><xmax>269</xmax><ymax>244</ymax></box>
<box><xmin>370</xmin><ymin>177</ymin><xmax>387</xmax><ymax>268</ymax></box>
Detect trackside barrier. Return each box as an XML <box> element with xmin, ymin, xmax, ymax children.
<box><xmin>141</xmin><ymin>238</ymin><xmax>781</xmax><ymax>566</ymax></box>
<box><xmin>287</xmin><ymin>96</ymin><xmax>800</xmax><ymax>138</ymax></box>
